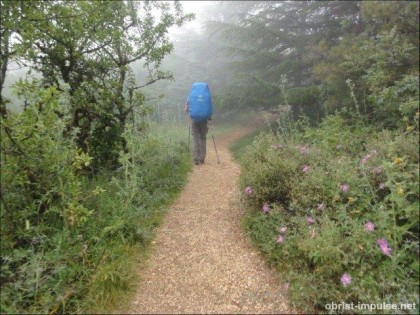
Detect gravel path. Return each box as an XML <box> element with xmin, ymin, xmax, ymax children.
<box><xmin>126</xmin><ymin>127</ymin><xmax>292</xmax><ymax>314</ymax></box>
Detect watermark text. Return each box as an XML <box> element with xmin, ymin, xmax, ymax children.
<box><xmin>325</xmin><ymin>301</ymin><xmax>417</xmax><ymax>312</ymax></box>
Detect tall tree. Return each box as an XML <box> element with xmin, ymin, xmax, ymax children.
<box><xmin>313</xmin><ymin>1</ymin><xmax>419</xmax><ymax>127</ymax></box>
<box><xmin>205</xmin><ymin>1</ymin><xmax>360</xmax><ymax>116</ymax></box>
<box><xmin>1</xmin><ymin>0</ymin><xmax>193</xmax><ymax>169</ymax></box>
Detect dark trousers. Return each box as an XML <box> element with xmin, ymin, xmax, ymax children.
<box><xmin>191</xmin><ymin>120</ymin><xmax>208</xmax><ymax>162</ymax></box>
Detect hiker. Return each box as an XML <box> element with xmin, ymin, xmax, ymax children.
<box><xmin>184</xmin><ymin>82</ymin><xmax>213</xmax><ymax>165</ymax></box>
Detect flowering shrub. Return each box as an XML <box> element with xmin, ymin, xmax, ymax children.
<box><xmin>238</xmin><ymin>115</ymin><xmax>419</xmax><ymax>313</ymax></box>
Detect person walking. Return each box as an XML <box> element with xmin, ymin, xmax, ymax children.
<box><xmin>184</xmin><ymin>82</ymin><xmax>213</xmax><ymax>165</ymax></box>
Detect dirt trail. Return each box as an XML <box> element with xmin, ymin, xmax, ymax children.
<box><xmin>126</xmin><ymin>126</ymin><xmax>291</xmax><ymax>314</ymax></box>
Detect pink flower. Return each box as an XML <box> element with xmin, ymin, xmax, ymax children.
<box><xmin>361</xmin><ymin>155</ymin><xmax>370</xmax><ymax>164</ymax></box>
<box><xmin>364</xmin><ymin>221</ymin><xmax>375</xmax><ymax>231</ymax></box>
<box><xmin>340</xmin><ymin>184</ymin><xmax>350</xmax><ymax>193</ymax></box>
<box><xmin>302</xmin><ymin>165</ymin><xmax>310</xmax><ymax>173</ymax></box>
<box><xmin>283</xmin><ymin>282</ymin><xmax>290</xmax><ymax>291</ymax></box>
<box><xmin>376</xmin><ymin>238</ymin><xmax>388</xmax><ymax>247</ymax></box>
<box><xmin>380</xmin><ymin>245</ymin><xmax>392</xmax><ymax>256</ymax></box>
<box><xmin>361</xmin><ymin>150</ymin><xmax>378</xmax><ymax>164</ymax></box>
<box><xmin>244</xmin><ymin>186</ymin><xmax>253</xmax><ymax>195</ymax></box>
<box><xmin>307</xmin><ymin>216</ymin><xmax>315</xmax><ymax>224</ymax></box>
<box><xmin>262</xmin><ymin>203</ymin><xmax>270</xmax><ymax>213</ymax></box>
<box><xmin>317</xmin><ymin>203</ymin><xmax>325</xmax><ymax>210</ymax></box>
<box><xmin>276</xmin><ymin>235</ymin><xmax>285</xmax><ymax>244</ymax></box>
<box><xmin>377</xmin><ymin>238</ymin><xmax>392</xmax><ymax>256</ymax></box>
<box><xmin>340</xmin><ymin>273</ymin><xmax>352</xmax><ymax>286</ymax></box>
<box><xmin>299</xmin><ymin>145</ymin><xmax>310</xmax><ymax>154</ymax></box>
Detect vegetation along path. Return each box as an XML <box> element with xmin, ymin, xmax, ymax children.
<box><xmin>126</xmin><ymin>127</ymin><xmax>291</xmax><ymax>314</ymax></box>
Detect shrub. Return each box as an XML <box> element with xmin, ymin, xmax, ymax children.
<box><xmin>1</xmin><ymin>84</ymin><xmax>191</xmax><ymax>313</ymax></box>
<box><xmin>238</xmin><ymin>114</ymin><xmax>419</xmax><ymax>313</ymax></box>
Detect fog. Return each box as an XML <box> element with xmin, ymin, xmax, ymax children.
<box><xmin>139</xmin><ymin>1</ymin><xmax>237</xmax><ymax>123</ymax></box>
<box><xmin>4</xmin><ymin>1</ymin><xmax>416</xmax><ymax>125</ymax></box>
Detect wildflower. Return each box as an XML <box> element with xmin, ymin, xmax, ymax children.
<box><xmin>364</xmin><ymin>221</ymin><xmax>375</xmax><ymax>231</ymax></box>
<box><xmin>397</xmin><ymin>187</ymin><xmax>404</xmax><ymax>196</ymax></box>
<box><xmin>244</xmin><ymin>186</ymin><xmax>253</xmax><ymax>195</ymax></box>
<box><xmin>393</xmin><ymin>157</ymin><xmax>403</xmax><ymax>165</ymax></box>
<box><xmin>348</xmin><ymin>197</ymin><xmax>356</xmax><ymax>204</ymax></box>
<box><xmin>361</xmin><ymin>155</ymin><xmax>371</xmax><ymax>164</ymax></box>
<box><xmin>276</xmin><ymin>235</ymin><xmax>285</xmax><ymax>244</ymax></box>
<box><xmin>340</xmin><ymin>273</ymin><xmax>352</xmax><ymax>286</ymax></box>
<box><xmin>373</xmin><ymin>167</ymin><xmax>383</xmax><ymax>175</ymax></box>
<box><xmin>283</xmin><ymin>282</ymin><xmax>290</xmax><ymax>291</ymax></box>
<box><xmin>340</xmin><ymin>184</ymin><xmax>350</xmax><ymax>193</ymax></box>
<box><xmin>361</xmin><ymin>150</ymin><xmax>377</xmax><ymax>165</ymax></box>
<box><xmin>302</xmin><ymin>165</ymin><xmax>310</xmax><ymax>173</ymax></box>
<box><xmin>406</xmin><ymin>126</ymin><xmax>414</xmax><ymax>132</ymax></box>
<box><xmin>299</xmin><ymin>145</ymin><xmax>310</xmax><ymax>154</ymax></box>
<box><xmin>336</xmin><ymin>144</ymin><xmax>343</xmax><ymax>150</ymax></box>
<box><xmin>262</xmin><ymin>203</ymin><xmax>270</xmax><ymax>213</ymax></box>
<box><xmin>379</xmin><ymin>183</ymin><xmax>386</xmax><ymax>189</ymax></box>
<box><xmin>317</xmin><ymin>203</ymin><xmax>325</xmax><ymax>210</ymax></box>
<box><xmin>377</xmin><ymin>238</ymin><xmax>392</xmax><ymax>256</ymax></box>
<box><xmin>379</xmin><ymin>245</ymin><xmax>392</xmax><ymax>256</ymax></box>
<box><xmin>307</xmin><ymin>216</ymin><xmax>315</xmax><ymax>224</ymax></box>
<box><xmin>376</xmin><ymin>239</ymin><xmax>388</xmax><ymax>247</ymax></box>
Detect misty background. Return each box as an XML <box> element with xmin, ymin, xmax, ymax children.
<box><xmin>3</xmin><ymin>0</ymin><xmax>418</xmax><ymax>127</ymax></box>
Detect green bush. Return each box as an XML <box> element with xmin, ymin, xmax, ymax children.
<box><xmin>1</xmin><ymin>84</ymin><xmax>191</xmax><ymax>313</ymax></box>
<box><xmin>238</xmin><ymin>114</ymin><xmax>419</xmax><ymax>313</ymax></box>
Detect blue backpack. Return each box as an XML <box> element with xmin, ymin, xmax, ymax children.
<box><xmin>187</xmin><ymin>82</ymin><xmax>213</xmax><ymax>122</ymax></box>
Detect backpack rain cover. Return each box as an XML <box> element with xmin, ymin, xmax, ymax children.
<box><xmin>187</xmin><ymin>82</ymin><xmax>213</xmax><ymax>122</ymax></box>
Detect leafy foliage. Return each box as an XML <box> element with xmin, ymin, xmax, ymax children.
<box><xmin>205</xmin><ymin>1</ymin><xmax>418</xmax><ymax>128</ymax></box>
<box><xmin>0</xmin><ymin>89</ymin><xmax>191</xmax><ymax>312</ymax></box>
<box><xmin>237</xmin><ymin>114</ymin><xmax>419</xmax><ymax>313</ymax></box>
<box><xmin>1</xmin><ymin>0</ymin><xmax>193</xmax><ymax>170</ymax></box>
<box><xmin>1</xmin><ymin>1</ymin><xmax>193</xmax><ymax>313</ymax></box>
<box><xmin>230</xmin><ymin>2</ymin><xmax>419</xmax><ymax>312</ymax></box>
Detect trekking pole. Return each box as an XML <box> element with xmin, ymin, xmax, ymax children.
<box><xmin>212</xmin><ymin>135</ymin><xmax>220</xmax><ymax>164</ymax></box>
<box><xmin>188</xmin><ymin>124</ymin><xmax>191</xmax><ymax>154</ymax></box>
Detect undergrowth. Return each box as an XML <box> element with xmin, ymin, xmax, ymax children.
<box><xmin>0</xmin><ymin>94</ymin><xmax>191</xmax><ymax>314</ymax></box>
<box><xmin>233</xmin><ymin>112</ymin><xmax>419</xmax><ymax>314</ymax></box>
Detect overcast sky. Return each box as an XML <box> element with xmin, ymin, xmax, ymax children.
<box><xmin>169</xmin><ymin>1</ymin><xmax>215</xmax><ymax>39</ymax></box>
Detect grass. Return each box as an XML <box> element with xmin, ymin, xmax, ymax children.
<box><xmin>86</xmin><ymin>122</ymin><xmax>193</xmax><ymax>313</ymax></box>
<box><xmin>229</xmin><ymin>120</ymin><xmax>275</xmax><ymax>161</ymax></box>
<box><xmin>230</xmin><ymin>128</ymin><xmax>263</xmax><ymax>161</ymax></box>
<box><xmin>0</xmin><ymin>119</ymin><xmax>193</xmax><ymax>314</ymax></box>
